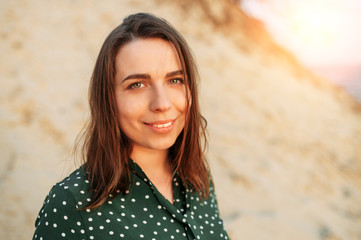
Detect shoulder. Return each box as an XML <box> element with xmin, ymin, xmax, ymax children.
<box><xmin>54</xmin><ymin>166</ymin><xmax>91</xmax><ymax>205</ymax></box>
<box><xmin>39</xmin><ymin>165</ymin><xmax>90</xmax><ymax>203</ymax></box>
<box><xmin>56</xmin><ymin>165</ymin><xmax>89</xmax><ymax>192</ymax></box>
<box><xmin>33</xmin><ymin>166</ymin><xmax>91</xmax><ymax>239</ymax></box>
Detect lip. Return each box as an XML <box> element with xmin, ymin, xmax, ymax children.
<box><xmin>144</xmin><ymin>119</ymin><xmax>176</xmax><ymax>133</ymax></box>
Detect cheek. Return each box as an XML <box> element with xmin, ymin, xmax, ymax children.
<box><xmin>172</xmin><ymin>89</ymin><xmax>189</xmax><ymax>113</ymax></box>
<box><xmin>116</xmin><ymin>95</ymin><xmax>147</xmax><ymax>123</ymax></box>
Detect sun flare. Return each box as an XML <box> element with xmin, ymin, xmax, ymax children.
<box><xmin>288</xmin><ymin>3</ymin><xmax>340</xmax><ymax>49</ymax></box>
<box><xmin>242</xmin><ymin>0</ymin><xmax>361</xmax><ymax>65</ymax></box>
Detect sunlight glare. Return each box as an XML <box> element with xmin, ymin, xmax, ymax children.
<box><xmin>242</xmin><ymin>0</ymin><xmax>361</xmax><ymax>65</ymax></box>
<box><xmin>288</xmin><ymin>3</ymin><xmax>340</xmax><ymax>50</ymax></box>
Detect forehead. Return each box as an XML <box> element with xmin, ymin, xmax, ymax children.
<box><xmin>115</xmin><ymin>38</ymin><xmax>183</xmax><ymax>78</ymax></box>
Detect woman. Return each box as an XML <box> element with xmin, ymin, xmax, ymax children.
<box><xmin>33</xmin><ymin>13</ymin><xmax>230</xmax><ymax>240</ymax></box>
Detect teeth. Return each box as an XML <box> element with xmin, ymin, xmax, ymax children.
<box><xmin>152</xmin><ymin>122</ymin><xmax>172</xmax><ymax>128</ymax></box>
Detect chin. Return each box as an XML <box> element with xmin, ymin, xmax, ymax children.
<box><xmin>148</xmin><ymin>137</ymin><xmax>179</xmax><ymax>151</ymax></box>
<box><xmin>150</xmin><ymin>142</ymin><xmax>175</xmax><ymax>151</ymax></box>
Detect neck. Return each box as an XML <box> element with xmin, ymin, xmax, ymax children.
<box><xmin>130</xmin><ymin>144</ymin><xmax>170</xmax><ymax>175</ymax></box>
<box><xmin>130</xmin><ymin>144</ymin><xmax>174</xmax><ymax>203</ymax></box>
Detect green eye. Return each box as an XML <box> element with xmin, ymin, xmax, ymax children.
<box><xmin>130</xmin><ymin>82</ymin><xmax>143</xmax><ymax>89</ymax></box>
<box><xmin>170</xmin><ymin>78</ymin><xmax>183</xmax><ymax>84</ymax></box>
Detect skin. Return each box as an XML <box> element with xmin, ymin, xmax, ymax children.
<box><xmin>114</xmin><ymin>38</ymin><xmax>188</xmax><ymax>203</ymax></box>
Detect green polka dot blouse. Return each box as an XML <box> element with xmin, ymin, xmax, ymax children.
<box><xmin>33</xmin><ymin>161</ymin><xmax>230</xmax><ymax>240</ymax></box>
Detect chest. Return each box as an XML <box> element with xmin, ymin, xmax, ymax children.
<box><xmin>76</xmin><ymin>178</ymin><xmax>227</xmax><ymax>240</ymax></box>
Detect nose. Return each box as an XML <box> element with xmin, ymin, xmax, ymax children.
<box><xmin>150</xmin><ymin>86</ymin><xmax>171</xmax><ymax>112</ymax></box>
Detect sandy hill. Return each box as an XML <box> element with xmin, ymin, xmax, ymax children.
<box><xmin>1</xmin><ymin>0</ymin><xmax>361</xmax><ymax>239</ymax></box>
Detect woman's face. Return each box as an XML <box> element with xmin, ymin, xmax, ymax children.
<box><xmin>115</xmin><ymin>38</ymin><xmax>188</xmax><ymax>152</ymax></box>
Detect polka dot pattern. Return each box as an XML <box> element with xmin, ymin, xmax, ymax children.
<box><xmin>32</xmin><ymin>161</ymin><xmax>229</xmax><ymax>239</ymax></box>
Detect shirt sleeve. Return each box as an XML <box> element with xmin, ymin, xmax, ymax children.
<box><xmin>32</xmin><ymin>184</ymin><xmax>87</xmax><ymax>240</ymax></box>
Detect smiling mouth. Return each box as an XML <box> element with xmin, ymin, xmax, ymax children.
<box><xmin>145</xmin><ymin>119</ymin><xmax>175</xmax><ymax>129</ymax></box>
<box><xmin>151</xmin><ymin>122</ymin><xmax>173</xmax><ymax>128</ymax></box>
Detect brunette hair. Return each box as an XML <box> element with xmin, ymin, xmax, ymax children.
<box><xmin>77</xmin><ymin>13</ymin><xmax>209</xmax><ymax>209</ymax></box>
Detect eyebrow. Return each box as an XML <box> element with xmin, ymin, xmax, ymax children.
<box><xmin>165</xmin><ymin>70</ymin><xmax>184</xmax><ymax>78</ymax></box>
<box><xmin>122</xmin><ymin>73</ymin><xmax>150</xmax><ymax>82</ymax></box>
<box><xmin>121</xmin><ymin>70</ymin><xmax>184</xmax><ymax>83</ymax></box>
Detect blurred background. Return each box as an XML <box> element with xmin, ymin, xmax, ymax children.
<box><xmin>242</xmin><ymin>0</ymin><xmax>361</xmax><ymax>103</ymax></box>
<box><xmin>0</xmin><ymin>0</ymin><xmax>361</xmax><ymax>239</ymax></box>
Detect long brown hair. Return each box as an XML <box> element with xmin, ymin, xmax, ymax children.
<box><xmin>77</xmin><ymin>13</ymin><xmax>209</xmax><ymax>209</ymax></box>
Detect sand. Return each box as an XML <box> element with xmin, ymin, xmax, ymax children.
<box><xmin>1</xmin><ymin>0</ymin><xmax>361</xmax><ymax>239</ymax></box>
